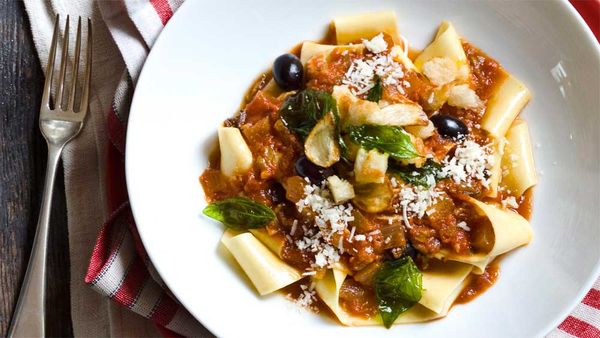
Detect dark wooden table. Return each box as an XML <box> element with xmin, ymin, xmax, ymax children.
<box><xmin>0</xmin><ymin>2</ymin><xmax>73</xmax><ymax>336</ymax></box>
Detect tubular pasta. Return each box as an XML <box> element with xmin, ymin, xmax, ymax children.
<box><xmin>481</xmin><ymin>74</ymin><xmax>531</xmax><ymax>138</ymax></box>
<box><xmin>414</xmin><ymin>21</ymin><xmax>468</xmax><ymax>76</ymax></box>
<box><xmin>434</xmin><ymin>197</ymin><xmax>533</xmax><ymax>274</ymax></box>
<box><xmin>485</xmin><ymin>138</ymin><xmax>506</xmax><ymax>198</ymax></box>
<box><xmin>501</xmin><ymin>120</ymin><xmax>538</xmax><ymax>196</ymax></box>
<box><xmin>334</xmin><ymin>11</ymin><xmax>400</xmax><ymax>44</ymax></box>
<box><xmin>221</xmin><ymin>230</ymin><xmax>302</xmax><ymax>295</ymax></box>
<box><xmin>315</xmin><ymin>261</ymin><xmax>472</xmax><ymax>326</ymax></box>
<box><xmin>300</xmin><ymin>42</ymin><xmax>364</xmax><ymax>65</ymax></box>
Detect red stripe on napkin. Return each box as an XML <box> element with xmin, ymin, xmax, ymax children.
<box><xmin>85</xmin><ymin>203</ymin><xmax>130</xmax><ymax>284</ymax></box>
<box><xmin>559</xmin><ymin>316</ymin><xmax>600</xmax><ymax>338</ymax></box>
<box><xmin>582</xmin><ymin>289</ymin><xmax>600</xmax><ymax>310</ymax></box>
<box><xmin>113</xmin><ymin>257</ymin><xmax>148</xmax><ymax>306</ymax></box>
<box><xmin>150</xmin><ymin>0</ymin><xmax>173</xmax><ymax>25</ymax></box>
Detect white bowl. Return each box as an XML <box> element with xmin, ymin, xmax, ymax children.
<box><xmin>126</xmin><ymin>1</ymin><xmax>600</xmax><ymax>337</ymax></box>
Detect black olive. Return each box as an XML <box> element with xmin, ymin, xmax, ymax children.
<box><xmin>295</xmin><ymin>155</ymin><xmax>334</xmax><ymax>184</ymax></box>
<box><xmin>268</xmin><ymin>182</ymin><xmax>287</xmax><ymax>204</ymax></box>
<box><xmin>272</xmin><ymin>53</ymin><xmax>304</xmax><ymax>91</ymax></box>
<box><xmin>402</xmin><ymin>242</ymin><xmax>417</xmax><ymax>260</ymax></box>
<box><xmin>430</xmin><ymin>114</ymin><xmax>469</xmax><ymax>139</ymax></box>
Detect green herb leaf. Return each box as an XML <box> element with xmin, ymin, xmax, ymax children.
<box><xmin>366</xmin><ymin>77</ymin><xmax>383</xmax><ymax>102</ymax></box>
<box><xmin>331</xmin><ymin>108</ymin><xmax>350</xmax><ymax>162</ymax></box>
<box><xmin>348</xmin><ymin>125</ymin><xmax>420</xmax><ymax>160</ymax></box>
<box><xmin>280</xmin><ymin>89</ymin><xmax>336</xmax><ymax>139</ymax></box>
<box><xmin>280</xmin><ymin>89</ymin><xmax>349</xmax><ymax>161</ymax></box>
<box><xmin>203</xmin><ymin>197</ymin><xmax>275</xmax><ymax>230</ymax></box>
<box><xmin>374</xmin><ymin>257</ymin><xmax>423</xmax><ymax>328</ymax></box>
<box><xmin>389</xmin><ymin>159</ymin><xmax>443</xmax><ymax>187</ymax></box>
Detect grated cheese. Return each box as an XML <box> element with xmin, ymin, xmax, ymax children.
<box><xmin>348</xmin><ymin>226</ymin><xmax>356</xmax><ymax>242</ymax></box>
<box><xmin>440</xmin><ymin>140</ymin><xmax>494</xmax><ymax>187</ymax></box>
<box><xmin>457</xmin><ymin>221</ymin><xmax>471</xmax><ymax>231</ymax></box>
<box><xmin>501</xmin><ymin>196</ymin><xmax>519</xmax><ymax>209</ymax></box>
<box><xmin>295</xmin><ymin>283</ymin><xmax>317</xmax><ymax>308</ymax></box>
<box><xmin>398</xmin><ymin>183</ymin><xmax>442</xmax><ymax>219</ymax></box>
<box><xmin>362</xmin><ymin>33</ymin><xmax>388</xmax><ymax>54</ymax></box>
<box><xmin>342</xmin><ymin>35</ymin><xmax>406</xmax><ymax>96</ymax></box>
<box><xmin>422</xmin><ymin>57</ymin><xmax>457</xmax><ymax>86</ymax></box>
<box><xmin>354</xmin><ymin>234</ymin><xmax>366</xmax><ymax>241</ymax></box>
<box><xmin>447</xmin><ymin>84</ymin><xmax>483</xmax><ymax>109</ymax></box>
<box><xmin>296</xmin><ymin>182</ymin><xmax>354</xmax><ymax>269</ymax></box>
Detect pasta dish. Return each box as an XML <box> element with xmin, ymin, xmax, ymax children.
<box><xmin>200</xmin><ymin>11</ymin><xmax>537</xmax><ymax>327</ymax></box>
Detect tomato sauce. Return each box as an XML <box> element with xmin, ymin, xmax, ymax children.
<box><xmin>282</xmin><ymin>280</ymin><xmax>336</xmax><ymax>318</ymax></box>
<box><xmin>339</xmin><ymin>278</ymin><xmax>379</xmax><ymax>318</ymax></box>
<box><xmin>456</xmin><ymin>260</ymin><xmax>500</xmax><ymax>304</ymax></box>
<box><xmin>462</xmin><ymin>41</ymin><xmax>507</xmax><ymax>100</ymax></box>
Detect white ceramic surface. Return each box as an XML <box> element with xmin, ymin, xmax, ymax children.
<box><xmin>126</xmin><ymin>1</ymin><xmax>600</xmax><ymax>337</ymax></box>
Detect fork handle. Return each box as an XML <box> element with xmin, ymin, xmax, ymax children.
<box><xmin>8</xmin><ymin>143</ymin><xmax>64</xmax><ymax>338</ymax></box>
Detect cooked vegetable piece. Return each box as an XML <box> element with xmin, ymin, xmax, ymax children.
<box><xmin>218</xmin><ymin>126</ymin><xmax>253</xmax><ymax>177</ymax></box>
<box><xmin>367</xmin><ymin>103</ymin><xmax>428</xmax><ymax>127</ymax></box>
<box><xmin>352</xmin><ymin>179</ymin><xmax>393</xmax><ymax>213</ymax></box>
<box><xmin>374</xmin><ymin>257</ymin><xmax>423</xmax><ymax>328</ymax></box>
<box><xmin>345</xmin><ymin>100</ymin><xmax>380</xmax><ymax>127</ymax></box>
<box><xmin>326</xmin><ymin>175</ymin><xmax>355</xmax><ymax>204</ymax></box>
<box><xmin>430</xmin><ymin>114</ymin><xmax>469</xmax><ymax>139</ymax></box>
<box><xmin>272</xmin><ymin>53</ymin><xmax>304</xmax><ymax>91</ymax></box>
<box><xmin>344</xmin><ymin>98</ymin><xmax>428</xmax><ymax>128</ymax></box>
<box><xmin>280</xmin><ymin>89</ymin><xmax>347</xmax><ymax>160</ymax></box>
<box><xmin>203</xmin><ymin>197</ymin><xmax>275</xmax><ymax>230</ymax></box>
<box><xmin>405</xmin><ymin>120</ymin><xmax>435</xmax><ymax>139</ymax></box>
<box><xmin>389</xmin><ymin>159</ymin><xmax>442</xmax><ymax>187</ymax></box>
<box><xmin>354</xmin><ymin>147</ymin><xmax>389</xmax><ymax>184</ymax></box>
<box><xmin>366</xmin><ymin>77</ymin><xmax>383</xmax><ymax>102</ymax></box>
<box><xmin>332</xmin><ymin>85</ymin><xmax>357</xmax><ymax>120</ymax></box>
<box><xmin>280</xmin><ymin>89</ymin><xmax>335</xmax><ymax>139</ymax></box>
<box><xmin>353</xmin><ymin>261</ymin><xmax>383</xmax><ymax>287</ymax></box>
<box><xmin>348</xmin><ymin>125</ymin><xmax>420</xmax><ymax>160</ymax></box>
<box><xmin>304</xmin><ymin>113</ymin><xmax>341</xmax><ymax>167</ymax></box>
<box><xmin>282</xmin><ymin>175</ymin><xmax>308</xmax><ymax>203</ymax></box>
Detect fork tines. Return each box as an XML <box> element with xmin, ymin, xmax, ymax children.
<box><xmin>42</xmin><ymin>15</ymin><xmax>92</xmax><ymax>117</ymax></box>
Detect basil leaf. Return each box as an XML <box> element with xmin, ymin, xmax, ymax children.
<box><xmin>331</xmin><ymin>108</ymin><xmax>350</xmax><ymax>162</ymax></box>
<box><xmin>348</xmin><ymin>125</ymin><xmax>420</xmax><ymax>159</ymax></box>
<box><xmin>389</xmin><ymin>159</ymin><xmax>442</xmax><ymax>187</ymax></box>
<box><xmin>374</xmin><ymin>257</ymin><xmax>423</xmax><ymax>328</ymax></box>
<box><xmin>366</xmin><ymin>77</ymin><xmax>383</xmax><ymax>102</ymax></box>
<box><xmin>280</xmin><ymin>89</ymin><xmax>349</xmax><ymax>161</ymax></box>
<box><xmin>280</xmin><ymin>89</ymin><xmax>336</xmax><ymax>139</ymax></box>
<box><xmin>203</xmin><ymin>197</ymin><xmax>275</xmax><ymax>230</ymax></box>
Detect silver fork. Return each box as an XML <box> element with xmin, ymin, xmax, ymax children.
<box><xmin>8</xmin><ymin>15</ymin><xmax>92</xmax><ymax>338</ymax></box>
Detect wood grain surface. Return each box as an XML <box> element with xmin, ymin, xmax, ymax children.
<box><xmin>0</xmin><ymin>1</ymin><xmax>73</xmax><ymax>336</ymax></box>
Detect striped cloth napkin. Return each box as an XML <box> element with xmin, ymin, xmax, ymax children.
<box><xmin>23</xmin><ymin>0</ymin><xmax>599</xmax><ymax>337</ymax></box>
